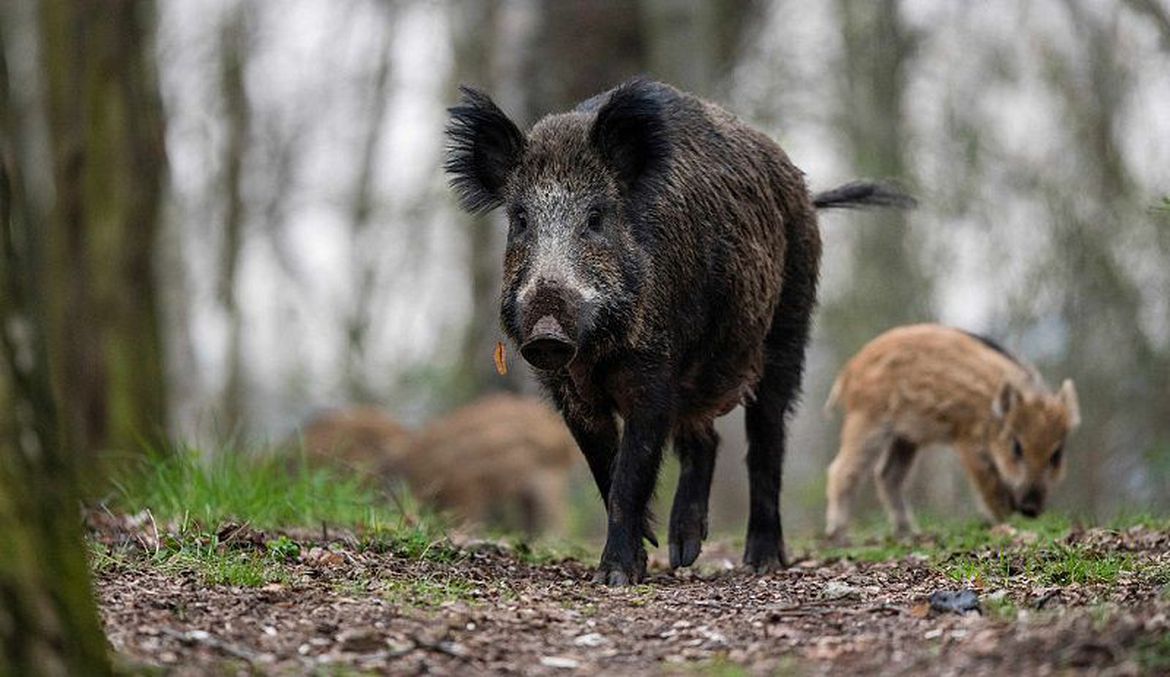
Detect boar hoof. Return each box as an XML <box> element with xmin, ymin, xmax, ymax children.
<box><xmin>593</xmin><ymin>545</ymin><xmax>647</xmax><ymax>586</ymax></box>
<box><xmin>592</xmin><ymin>564</ymin><xmax>644</xmax><ymax>587</ymax></box>
<box><xmin>593</xmin><ymin>569</ymin><xmax>630</xmax><ymax>586</ymax></box>
<box><xmin>743</xmin><ymin>538</ymin><xmax>788</xmax><ymax>574</ymax></box>
<box><xmin>668</xmin><ymin>538</ymin><xmax>703</xmax><ymax>569</ymax></box>
<box><xmin>642</xmin><ymin>523</ymin><xmax>659</xmax><ymax>548</ymax></box>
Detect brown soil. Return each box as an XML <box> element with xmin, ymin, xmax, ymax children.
<box><xmin>91</xmin><ymin>517</ymin><xmax>1170</xmax><ymax>675</ymax></box>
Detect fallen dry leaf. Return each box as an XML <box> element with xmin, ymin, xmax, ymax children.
<box><xmin>494</xmin><ymin>341</ymin><xmax>508</xmax><ymax>376</ymax></box>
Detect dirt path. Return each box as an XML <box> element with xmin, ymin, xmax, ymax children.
<box><xmin>91</xmin><ymin>518</ymin><xmax>1169</xmax><ymax>675</ymax></box>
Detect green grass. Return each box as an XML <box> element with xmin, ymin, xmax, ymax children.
<box><xmin>682</xmin><ymin>656</ymin><xmax>751</xmax><ymax>676</ymax></box>
<box><xmin>942</xmin><ymin>546</ymin><xmax>1134</xmax><ymax>587</ymax></box>
<box><xmin>93</xmin><ymin>443</ymin><xmax>601</xmax><ymax>598</ymax></box>
<box><xmin>88</xmin><ymin>521</ymin><xmax>296</xmax><ymax>588</ymax></box>
<box><xmin>107</xmin><ymin>443</ymin><xmax>422</xmax><ymax>532</ymax></box>
<box><xmin>382</xmin><ymin>575</ymin><xmax>481</xmax><ymax>607</ymax></box>
<box><xmin>811</xmin><ymin>512</ymin><xmax>1160</xmax><ymax>593</ymax></box>
<box><xmin>94</xmin><ymin>443</ymin><xmax>472</xmax><ymax>589</ymax></box>
<box><xmin>981</xmin><ymin>593</ymin><xmax>1019</xmax><ymax>621</ymax></box>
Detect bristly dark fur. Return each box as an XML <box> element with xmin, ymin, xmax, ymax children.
<box><xmin>589</xmin><ymin>78</ymin><xmax>672</xmax><ymax>192</ymax></box>
<box><xmin>444</xmin><ymin>86</ymin><xmax>526</xmax><ymax>213</ymax></box>
<box><xmin>442</xmin><ymin>77</ymin><xmax>912</xmax><ymax>586</ymax></box>
<box><xmin>813</xmin><ymin>180</ymin><xmax>917</xmax><ymax>210</ymax></box>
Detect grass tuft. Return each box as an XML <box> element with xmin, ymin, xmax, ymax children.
<box><xmin>107</xmin><ymin>443</ymin><xmax>420</xmax><ymax>531</ymax></box>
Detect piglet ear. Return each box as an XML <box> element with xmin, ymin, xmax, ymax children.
<box><xmin>991</xmin><ymin>381</ymin><xmax>1018</xmax><ymax>421</ymax></box>
<box><xmin>444</xmin><ymin>86</ymin><xmax>526</xmax><ymax>213</ymax></box>
<box><xmin>590</xmin><ymin>78</ymin><xmax>670</xmax><ymax>191</ymax></box>
<box><xmin>1059</xmin><ymin>379</ymin><xmax>1081</xmax><ymax>429</ymax></box>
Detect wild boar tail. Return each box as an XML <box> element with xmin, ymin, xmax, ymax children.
<box><xmin>823</xmin><ymin>372</ymin><xmax>846</xmax><ymax>419</ymax></box>
<box><xmin>813</xmin><ymin>180</ymin><xmax>917</xmax><ymax>211</ymax></box>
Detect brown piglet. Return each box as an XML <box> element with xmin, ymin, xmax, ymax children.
<box><xmin>403</xmin><ymin>394</ymin><xmax>579</xmax><ymax>537</ymax></box>
<box><xmin>297</xmin><ymin>395</ymin><xmax>579</xmax><ymax>537</ymax></box>
<box><xmin>823</xmin><ymin>324</ymin><xmax>1080</xmax><ymax>540</ymax></box>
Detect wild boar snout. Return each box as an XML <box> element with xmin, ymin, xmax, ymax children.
<box><xmin>518</xmin><ymin>280</ymin><xmax>582</xmax><ymax>370</ymax></box>
<box><xmin>1017</xmin><ymin>485</ymin><xmax>1046</xmax><ymax>517</ymax></box>
<box><xmin>521</xmin><ymin>315</ymin><xmax>577</xmax><ymax>370</ymax></box>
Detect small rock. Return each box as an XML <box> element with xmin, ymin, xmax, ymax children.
<box><xmin>540</xmin><ymin>655</ymin><xmax>581</xmax><ymax>669</ymax></box>
<box><xmin>822</xmin><ymin>581</ymin><xmax>860</xmax><ymax>600</ymax></box>
<box><xmin>436</xmin><ymin>640</ymin><xmax>468</xmax><ymax>658</ymax></box>
<box><xmin>928</xmin><ymin>589</ymin><xmax>981</xmax><ymax>615</ymax></box>
<box><xmin>337</xmin><ymin>629</ymin><xmax>385</xmax><ymax>653</ymax></box>
<box><xmin>573</xmin><ymin>633</ymin><xmax>607</xmax><ymax>647</ymax></box>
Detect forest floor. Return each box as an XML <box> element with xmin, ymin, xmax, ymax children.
<box><xmin>89</xmin><ymin>510</ymin><xmax>1170</xmax><ymax>675</ymax></box>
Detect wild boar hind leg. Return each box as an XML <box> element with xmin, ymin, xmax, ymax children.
<box><xmin>874</xmin><ymin>436</ymin><xmax>920</xmax><ymax>537</ymax></box>
<box><xmin>744</xmin><ymin>346</ymin><xmax>808</xmax><ymax>572</ymax></box>
<box><xmin>668</xmin><ymin>420</ymin><xmax>719</xmax><ymax>569</ymax></box>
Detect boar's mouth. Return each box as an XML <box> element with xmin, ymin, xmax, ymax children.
<box><xmin>520</xmin><ymin>315</ymin><xmax>578</xmax><ymax>370</ymax></box>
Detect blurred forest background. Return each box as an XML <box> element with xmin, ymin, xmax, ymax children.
<box><xmin>2</xmin><ymin>0</ymin><xmax>1168</xmax><ymax>538</ymax></box>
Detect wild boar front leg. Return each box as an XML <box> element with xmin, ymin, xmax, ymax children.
<box><xmin>956</xmin><ymin>442</ymin><xmax>1014</xmax><ymax>522</ymax></box>
<box><xmin>668</xmin><ymin>421</ymin><xmax>718</xmax><ymax>569</ymax></box>
<box><xmin>595</xmin><ymin>394</ymin><xmax>673</xmax><ymax>586</ymax></box>
<box><xmin>560</xmin><ymin>408</ymin><xmax>619</xmax><ymax>505</ymax></box>
<box><xmin>559</xmin><ymin>401</ymin><xmax>660</xmax><ymax>548</ymax></box>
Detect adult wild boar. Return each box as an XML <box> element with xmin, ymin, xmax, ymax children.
<box><xmin>823</xmin><ymin>324</ymin><xmax>1080</xmax><ymax>540</ymax></box>
<box><xmin>444</xmin><ymin>77</ymin><xmax>911</xmax><ymax>584</ymax></box>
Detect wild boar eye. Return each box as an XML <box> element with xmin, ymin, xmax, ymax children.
<box><xmin>586</xmin><ymin>208</ymin><xmax>604</xmax><ymax>233</ymax></box>
<box><xmin>1012</xmin><ymin>438</ymin><xmax>1023</xmax><ymax>460</ymax></box>
<box><xmin>512</xmin><ymin>207</ymin><xmax>528</xmax><ymax>232</ymax></box>
<box><xmin>1050</xmin><ymin>444</ymin><xmax>1063</xmax><ymax>467</ymax></box>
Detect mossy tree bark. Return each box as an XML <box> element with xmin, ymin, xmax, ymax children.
<box><xmin>40</xmin><ymin>0</ymin><xmax>169</xmax><ymax>461</ymax></box>
<box><xmin>1</xmin><ymin>17</ymin><xmax>111</xmax><ymax>673</ymax></box>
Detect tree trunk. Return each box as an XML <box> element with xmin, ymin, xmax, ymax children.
<box><xmin>639</xmin><ymin>0</ymin><xmax>763</xmax><ymax>97</ymax></box>
<box><xmin>1</xmin><ymin>19</ymin><xmax>111</xmax><ymax>671</ymax></box>
<box><xmin>41</xmin><ymin>0</ymin><xmax>169</xmax><ymax>461</ymax></box>
<box><xmin>344</xmin><ymin>5</ymin><xmax>395</xmax><ymax>404</ymax></box>
<box><xmin>823</xmin><ymin>0</ymin><xmax>927</xmax><ymax>350</ymax></box>
<box><xmin>218</xmin><ymin>5</ymin><xmax>251</xmax><ymax>435</ymax></box>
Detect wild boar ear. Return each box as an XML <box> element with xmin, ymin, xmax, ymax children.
<box><xmin>444</xmin><ymin>86</ymin><xmax>526</xmax><ymax>214</ymax></box>
<box><xmin>991</xmin><ymin>381</ymin><xmax>1018</xmax><ymax>421</ymax></box>
<box><xmin>1059</xmin><ymin>379</ymin><xmax>1081</xmax><ymax>429</ymax></box>
<box><xmin>590</xmin><ymin>79</ymin><xmax>670</xmax><ymax>191</ymax></box>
